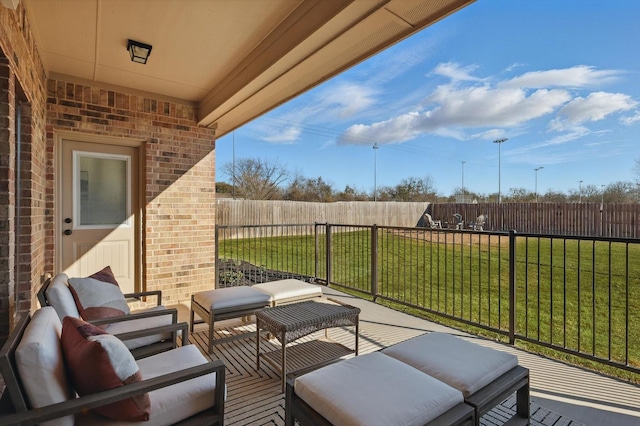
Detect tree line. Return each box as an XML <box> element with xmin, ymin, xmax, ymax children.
<box><xmin>218</xmin><ymin>157</ymin><xmax>640</xmax><ymax>203</ymax></box>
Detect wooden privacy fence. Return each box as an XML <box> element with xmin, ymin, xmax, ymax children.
<box><xmin>216</xmin><ymin>199</ymin><xmax>640</xmax><ymax>238</ymax></box>
<box><xmin>430</xmin><ymin>202</ymin><xmax>640</xmax><ymax>238</ymax></box>
<box><xmin>216</xmin><ymin>199</ymin><xmax>430</xmax><ymax>228</ymax></box>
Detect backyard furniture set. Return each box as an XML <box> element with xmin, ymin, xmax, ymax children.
<box><xmin>189</xmin><ymin>277</ymin><xmax>530</xmax><ymax>425</ymax></box>
<box><xmin>1</xmin><ymin>269</ymin><xmax>530</xmax><ymax>425</ymax></box>
<box><xmin>430</xmin><ymin>213</ymin><xmax>487</xmax><ymax>231</ymax></box>
<box><xmin>190</xmin><ymin>278</ymin><xmax>360</xmax><ymax>391</ymax></box>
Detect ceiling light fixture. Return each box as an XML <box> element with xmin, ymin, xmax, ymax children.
<box><xmin>127</xmin><ymin>39</ymin><xmax>152</xmax><ymax>64</ymax></box>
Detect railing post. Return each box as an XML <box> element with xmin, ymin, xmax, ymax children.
<box><xmin>314</xmin><ymin>223</ymin><xmax>319</xmax><ymax>281</ymax></box>
<box><xmin>326</xmin><ymin>224</ymin><xmax>332</xmax><ymax>286</ymax></box>
<box><xmin>371</xmin><ymin>224</ymin><xmax>378</xmax><ymax>300</ymax></box>
<box><xmin>214</xmin><ymin>225</ymin><xmax>220</xmax><ymax>289</ymax></box>
<box><xmin>509</xmin><ymin>229</ymin><xmax>517</xmax><ymax>345</ymax></box>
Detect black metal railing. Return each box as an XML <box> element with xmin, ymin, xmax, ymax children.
<box><xmin>215</xmin><ymin>223</ymin><xmax>639</xmax><ymax>376</ymax></box>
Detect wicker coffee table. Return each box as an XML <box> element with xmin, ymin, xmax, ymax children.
<box><xmin>255</xmin><ymin>300</ymin><xmax>360</xmax><ymax>391</ymax></box>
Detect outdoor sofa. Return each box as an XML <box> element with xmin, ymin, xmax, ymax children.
<box><xmin>0</xmin><ymin>306</ymin><xmax>225</xmax><ymax>425</ymax></box>
<box><xmin>286</xmin><ymin>332</ymin><xmax>529</xmax><ymax>426</ymax></box>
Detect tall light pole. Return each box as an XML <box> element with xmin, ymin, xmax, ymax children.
<box><xmin>579</xmin><ymin>180</ymin><xmax>583</xmax><ymax>203</ymax></box>
<box><xmin>534</xmin><ymin>167</ymin><xmax>543</xmax><ymax>203</ymax></box>
<box><xmin>232</xmin><ymin>131</ymin><xmax>236</xmax><ymax>199</ymax></box>
<box><xmin>373</xmin><ymin>143</ymin><xmax>379</xmax><ymax>201</ymax></box>
<box><xmin>461</xmin><ymin>160</ymin><xmax>466</xmax><ymax>203</ymax></box>
<box><xmin>600</xmin><ymin>184</ymin><xmax>605</xmax><ymax>236</ymax></box>
<box><xmin>493</xmin><ymin>138</ymin><xmax>508</xmax><ymax>203</ymax></box>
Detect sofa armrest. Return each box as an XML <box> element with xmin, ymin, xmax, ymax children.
<box><xmin>114</xmin><ymin>321</ymin><xmax>190</xmax><ymax>347</ymax></box>
<box><xmin>124</xmin><ymin>290</ymin><xmax>162</xmax><ymax>306</ymax></box>
<box><xmin>0</xmin><ymin>359</ymin><xmax>226</xmax><ymax>426</ymax></box>
<box><xmin>90</xmin><ymin>307</ymin><xmax>178</xmax><ymax>326</ymax></box>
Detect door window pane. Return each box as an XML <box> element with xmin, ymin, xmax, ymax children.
<box><xmin>76</xmin><ymin>154</ymin><xmax>129</xmax><ymax>226</ymax></box>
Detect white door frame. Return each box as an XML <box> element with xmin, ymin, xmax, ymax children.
<box><xmin>54</xmin><ymin>131</ymin><xmax>145</xmax><ymax>290</ymax></box>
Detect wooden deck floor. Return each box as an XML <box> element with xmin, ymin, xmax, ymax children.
<box><xmin>191</xmin><ymin>324</ymin><xmax>580</xmax><ymax>426</ymax></box>
<box><xmin>188</xmin><ymin>309</ymin><xmax>584</xmax><ymax>425</ymax></box>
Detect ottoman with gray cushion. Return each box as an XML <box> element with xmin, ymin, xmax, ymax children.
<box><xmin>285</xmin><ymin>352</ymin><xmax>474</xmax><ymax>426</ymax></box>
<box><xmin>252</xmin><ymin>279</ymin><xmax>323</xmax><ymax>306</ymax></box>
<box><xmin>191</xmin><ymin>279</ymin><xmax>324</xmax><ymax>353</ymax></box>
<box><xmin>190</xmin><ymin>286</ymin><xmax>271</xmax><ymax>353</ymax></box>
<box><xmin>382</xmin><ymin>332</ymin><xmax>530</xmax><ymax>426</ymax></box>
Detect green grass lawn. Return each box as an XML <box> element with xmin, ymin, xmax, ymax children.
<box><xmin>218</xmin><ymin>229</ymin><xmax>640</xmax><ymax>383</ymax></box>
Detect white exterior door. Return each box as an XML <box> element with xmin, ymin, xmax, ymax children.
<box><xmin>59</xmin><ymin>138</ymin><xmax>139</xmax><ymax>293</ymax></box>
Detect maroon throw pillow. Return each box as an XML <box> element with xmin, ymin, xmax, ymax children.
<box><xmin>68</xmin><ymin>266</ymin><xmax>131</xmax><ymax>322</ymax></box>
<box><xmin>60</xmin><ymin>317</ymin><xmax>151</xmax><ymax>421</ymax></box>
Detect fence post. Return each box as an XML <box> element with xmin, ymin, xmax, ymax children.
<box><xmin>371</xmin><ymin>224</ymin><xmax>378</xmax><ymax>300</ymax></box>
<box><xmin>326</xmin><ymin>224</ymin><xmax>332</xmax><ymax>286</ymax></box>
<box><xmin>509</xmin><ymin>229</ymin><xmax>517</xmax><ymax>345</ymax></box>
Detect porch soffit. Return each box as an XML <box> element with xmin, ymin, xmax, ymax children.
<box><xmin>22</xmin><ymin>0</ymin><xmax>475</xmax><ymax>137</ymax></box>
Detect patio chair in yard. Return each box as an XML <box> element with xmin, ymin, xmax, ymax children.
<box><xmin>423</xmin><ymin>213</ymin><xmax>442</xmax><ymax>229</ymax></box>
<box><xmin>469</xmin><ymin>214</ymin><xmax>487</xmax><ymax>231</ymax></box>
<box><xmin>453</xmin><ymin>213</ymin><xmax>464</xmax><ymax>229</ymax></box>
<box><xmin>38</xmin><ymin>268</ymin><xmax>180</xmax><ymax>359</ymax></box>
<box><xmin>0</xmin><ymin>306</ymin><xmax>225</xmax><ymax>425</ymax></box>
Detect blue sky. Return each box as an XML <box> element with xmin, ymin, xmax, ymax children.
<box><xmin>216</xmin><ymin>0</ymin><xmax>640</xmax><ymax>198</ymax></box>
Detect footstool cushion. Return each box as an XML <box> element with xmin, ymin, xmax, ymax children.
<box><xmin>252</xmin><ymin>279</ymin><xmax>322</xmax><ymax>305</ymax></box>
<box><xmin>382</xmin><ymin>332</ymin><xmax>518</xmax><ymax>397</ymax></box>
<box><xmin>294</xmin><ymin>352</ymin><xmax>464</xmax><ymax>426</ymax></box>
<box><xmin>193</xmin><ymin>287</ymin><xmax>271</xmax><ymax>314</ymax></box>
<box><xmin>190</xmin><ymin>287</ymin><xmax>271</xmax><ymax>353</ymax></box>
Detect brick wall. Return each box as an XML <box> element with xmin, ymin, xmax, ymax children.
<box><xmin>0</xmin><ymin>3</ymin><xmax>218</xmax><ymax>343</ymax></box>
<box><xmin>46</xmin><ymin>78</ymin><xmax>217</xmax><ymax>305</ymax></box>
<box><xmin>0</xmin><ymin>3</ymin><xmax>48</xmax><ymax>341</ymax></box>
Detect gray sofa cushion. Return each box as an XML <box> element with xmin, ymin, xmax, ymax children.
<box><xmin>294</xmin><ymin>352</ymin><xmax>463</xmax><ymax>426</ymax></box>
<box><xmin>383</xmin><ymin>332</ymin><xmax>518</xmax><ymax>397</ymax></box>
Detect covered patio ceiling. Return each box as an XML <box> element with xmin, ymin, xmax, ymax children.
<box><xmin>22</xmin><ymin>0</ymin><xmax>475</xmax><ymax>137</ymax></box>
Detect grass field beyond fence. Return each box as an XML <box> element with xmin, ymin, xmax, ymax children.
<box><xmin>216</xmin><ymin>224</ymin><xmax>640</xmax><ymax>382</ymax></box>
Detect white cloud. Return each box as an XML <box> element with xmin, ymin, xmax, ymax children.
<box><xmin>262</xmin><ymin>126</ymin><xmax>301</xmax><ymax>144</ymax></box>
<box><xmin>337</xmin><ymin>64</ymin><xmax>635</xmax><ymax>146</ymax></box>
<box><xmin>322</xmin><ymin>83</ymin><xmax>378</xmax><ymax>119</ymax></box>
<box><xmin>621</xmin><ymin>110</ymin><xmax>640</xmax><ymax>125</ymax></box>
<box><xmin>258</xmin><ymin>82</ymin><xmax>378</xmax><ymax>143</ymax></box>
<box><xmin>426</xmin><ymin>85</ymin><xmax>571</xmax><ymax>128</ymax></box>
<box><xmin>500</xmin><ymin>65</ymin><xmax>621</xmax><ymax>89</ymax></box>
<box><xmin>432</xmin><ymin>62</ymin><xmax>480</xmax><ymax>82</ymax></box>
<box><xmin>339</xmin><ymin>84</ymin><xmax>571</xmax><ymax>144</ymax></box>
<box><xmin>550</xmin><ymin>92</ymin><xmax>638</xmax><ymax>131</ymax></box>
<box><xmin>340</xmin><ymin>112</ymin><xmax>423</xmax><ymax>145</ymax></box>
